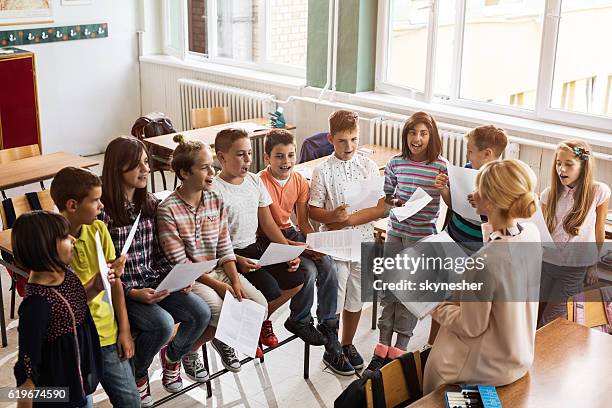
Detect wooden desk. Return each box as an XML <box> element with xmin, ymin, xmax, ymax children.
<box><xmin>409</xmin><ymin>319</ymin><xmax>612</xmax><ymax>407</ymax></box>
<box><xmin>143</xmin><ymin>118</ymin><xmax>296</xmax><ymax>173</ymax></box>
<box><xmin>0</xmin><ymin>152</ymin><xmax>98</xmax><ymax>191</ymax></box>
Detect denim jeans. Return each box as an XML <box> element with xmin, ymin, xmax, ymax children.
<box><xmin>283</xmin><ymin>227</ymin><xmax>338</xmax><ymax>324</ymax></box>
<box><xmin>126</xmin><ymin>291</ymin><xmax>211</xmax><ymax>379</ymax></box>
<box><xmin>99</xmin><ymin>344</ymin><xmax>140</xmax><ymax>407</ymax></box>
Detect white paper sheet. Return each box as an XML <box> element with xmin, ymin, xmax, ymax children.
<box><xmin>447</xmin><ymin>165</ymin><xmax>480</xmax><ymax>222</ymax></box>
<box><xmin>94</xmin><ymin>231</ymin><xmax>113</xmax><ymax>312</ymax></box>
<box><xmin>120</xmin><ymin>212</ymin><xmax>141</xmax><ymax>256</ymax></box>
<box><xmin>153</xmin><ymin>190</ymin><xmax>173</xmax><ymax>202</ymax></box>
<box><xmin>391</xmin><ymin>187</ymin><xmax>433</xmax><ymax>222</ymax></box>
<box><xmin>155</xmin><ymin>260</ymin><xmax>218</xmax><ymax>293</ymax></box>
<box><xmin>518</xmin><ymin>206</ymin><xmax>556</xmax><ymax>248</ymax></box>
<box><xmin>343</xmin><ymin>175</ymin><xmax>385</xmax><ymax>213</ymax></box>
<box><xmin>215</xmin><ymin>292</ymin><xmax>266</xmax><ymax>358</ymax></box>
<box><xmin>295</xmin><ymin>166</ymin><xmax>313</xmax><ymax>181</ymax></box>
<box><xmin>306</xmin><ymin>230</ymin><xmax>361</xmax><ymax>262</ymax></box>
<box><xmin>256</xmin><ymin>243</ymin><xmax>306</xmax><ymax>266</ymax></box>
<box><xmin>220</xmin><ymin>122</ymin><xmax>268</xmax><ymax>133</ymax></box>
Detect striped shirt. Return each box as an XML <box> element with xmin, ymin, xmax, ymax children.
<box><xmin>157</xmin><ymin>190</ymin><xmax>236</xmax><ymax>267</ymax></box>
<box><xmin>384</xmin><ymin>154</ymin><xmax>447</xmax><ymax>239</ymax></box>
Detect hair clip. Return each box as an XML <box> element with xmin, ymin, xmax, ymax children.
<box><xmin>573</xmin><ymin>147</ymin><xmax>590</xmax><ymax>161</ymax></box>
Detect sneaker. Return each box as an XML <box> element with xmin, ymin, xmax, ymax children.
<box><xmin>135</xmin><ymin>375</ymin><xmax>153</xmax><ymax>407</ymax></box>
<box><xmin>363</xmin><ymin>354</ymin><xmax>390</xmax><ymax>375</ymax></box>
<box><xmin>182</xmin><ymin>351</ymin><xmax>209</xmax><ymax>383</ymax></box>
<box><xmin>159</xmin><ymin>345</ymin><xmax>183</xmax><ymax>393</ymax></box>
<box><xmin>260</xmin><ymin>320</ymin><xmax>278</xmax><ymax>348</ymax></box>
<box><xmin>255</xmin><ymin>346</ymin><xmax>264</xmax><ymax>359</ymax></box>
<box><xmin>211</xmin><ymin>338</ymin><xmax>241</xmax><ymax>372</ymax></box>
<box><xmin>342</xmin><ymin>344</ymin><xmax>364</xmax><ymax>370</ymax></box>
<box><xmin>322</xmin><ymin>349</ymin><xmax>355</xmax><ymax>376</ymax></box>
<box><xmin>284</xmin><ymin>318</ymin><xmax>327</xmax><ymax>346</ymax></box>
<box><xmin>317</xmin><ymin>321</ymin><xmax>341</xmax><ymax>355</ymax></box>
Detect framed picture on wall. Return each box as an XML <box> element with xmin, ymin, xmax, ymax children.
<box><xmin>61</xmin><ymin>0</ymin><xmax>92</xmax><ymax>5</ymax></box>
<box><xmin>0</xmin><ymin>0</ymin><xmax>53</xmax><ymax>26</ymax></box>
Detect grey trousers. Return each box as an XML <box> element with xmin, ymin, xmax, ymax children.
<box><xmin>539</xmin><ymin>261</ymin><xmax>587</xmax><ymax>327</ymax></box>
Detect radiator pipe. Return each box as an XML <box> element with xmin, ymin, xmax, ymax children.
<box><xmin>318</xmin><ymin>0</ymin><xmax>337</xmax><ymax>101</ymax></box>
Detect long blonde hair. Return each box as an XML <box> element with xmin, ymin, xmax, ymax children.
<box><xmin>544</xmin><ymin>140</ymin><xmax>594</xmax><ymax>236</ymax></box>
<box><xmin>476</xmin><ymin>159</ymin><xmax>537</xmax><ymax>220</ymax></box>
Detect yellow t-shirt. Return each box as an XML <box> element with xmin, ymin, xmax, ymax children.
<box><xmin>71</xmin><ymin>220</ymin><xmax>118</xmax><ymax>347</ymax></box>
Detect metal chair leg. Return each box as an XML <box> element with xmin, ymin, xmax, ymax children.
<box><xmin>0</xmin><ymin>272</ymin><xmax>7</xmax><ymax>347</ymax></box>
<box><xmin>303</xmin><ymin>343</ymin><xmax>310</xmax><ymax>379</ymax></box>
<box><xmin>173</xmin><ymin>174</ymin><xmax>178</xmax><ymax>190</ymax></box>
<box><xmin>39</xmin><ymin>181</ymin><xmax>45</xmax><ymax>190</ymax></box>
<box><xmin>9</xmin><ymin>278</ymin><xmax>16</xmax><ymax>320</ymax></box>
<box><xmin>201</xmin><ymin>343</ymin><xmax>212</xmax><ymax>399</ymax></box>
<box><xmin>160</xmin><ymin>171</ymin><xmax>167</xmax><ymax>191</ymax></box>
<box><xmin>371</xmin><ymin>289</ymin><xmax>378</xmax><ymax>330</ymax></box>
<box><xmin>150</xmin><ymin>172</ymin><xmax>156</xmax><ymax>193</ymax></box>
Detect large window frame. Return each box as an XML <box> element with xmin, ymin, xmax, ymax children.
<box><xmin>375</xmin><ymin>0</ymin><xmax>612</xmax><ymax>133</ymax></box>
<box><xmin>162</xmin><ymin>0</ymin><xmax>307</xmax><ymax>78</ymax></box>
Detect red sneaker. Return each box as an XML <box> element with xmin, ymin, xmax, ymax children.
<box><xmin>255</xmin><ymin>346</ymin><xmax>264</xmax><ymax>359</ymax></box>
<box><xmin>260</xmin><ymin>319</ymin><xmax>279</xmax><ymax>348</ymax></box>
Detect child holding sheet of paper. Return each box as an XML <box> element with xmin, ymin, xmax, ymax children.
<box><xmin>366</xmin><ymin>112</ymin><xmax>447</xmax><ymax>374</ymax></box>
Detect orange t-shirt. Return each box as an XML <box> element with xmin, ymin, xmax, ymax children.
<box><xmin>258</xmin><ymin>167</ymin><xmax>310</xmax><ymax>229</ymax></box>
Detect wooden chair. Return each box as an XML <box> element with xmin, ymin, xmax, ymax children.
<box><xmin>365</xmin><ymin>359</ymin><xmax>411</xmax><ymax>408</ymax></box>
<box><xmin>191</xmin><ymin>107</ymin><xmax>230</xmax><ymax>129</ymax></box>
<box><xmin>0</xmin><ymin>144</ymin><xmax>45</xmax><ymax>198</ymax></box>
<box><xmin>567</xmin><ymin>287</ymin><xmax>610</xmax><ymax>331</ymax></box>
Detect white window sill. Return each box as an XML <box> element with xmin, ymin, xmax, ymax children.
<box><xmin>139</xmin><ymin>55</ymin><xmax>306</xmax><ymax>92</ymax></box>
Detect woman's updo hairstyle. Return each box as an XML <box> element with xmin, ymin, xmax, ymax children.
<box><xmin>171</xmin><ymin>134</ymin><xmax>210</xmax><ymax>181</ymax></box>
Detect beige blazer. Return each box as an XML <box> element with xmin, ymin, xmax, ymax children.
<box><xmin>423</xmin><ymin>222</ymin><xmax>542</xmax><ymax>394</ymax></box>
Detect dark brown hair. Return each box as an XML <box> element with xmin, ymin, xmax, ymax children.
<box><xmin>264</xmin><ymin>129</ymin><xmax>295</xmax><ymax>155</ymax></box>
<box><xmin>171</xmin><ymin>134</ymin><xmax>207</xmax><ymax>181</ymax></box>
<box><xmin>214</xmin><ymin>128</ymin><xmax>249</xmax><ymax>153</ymax></box>
<box><xmin>401</xmin><ymin>111</ymin><xmax>442</xmax><ymax>163</ymax></box>
<box><xmin>329</xmin><ymin>110</ymin><xmax>359</xmax><ymax>136</ymax></box>
<box><xmin>50</xmin><ymin>167</ymin><xmax>102</xmax><ymax>211</ymax></box>
<box><xmin>466</xmin><ymin>125</ymin><xmax>508</xmax><ymax>157</ymax></box>
<box><xmin>101</xmin><ymin>136</ymin><xmax>156</xmax><ymax>226</ymax></box>
<box><xmin>12</xmin><ymin>211</ymin><xmax>71</xmax><ymax>272</ymax></box>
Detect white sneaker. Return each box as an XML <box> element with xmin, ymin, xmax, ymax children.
<box><xmin>182</xmin><ymin>351</ymin><xmax>209</xmax><ymax>382</ymax></box>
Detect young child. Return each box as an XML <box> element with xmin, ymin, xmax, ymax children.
<box><xmin>366</xmin><ymin>111</ymin><xmax>447</xmax><ymax>372</ymax></box>
<box><xmin>100</xmin><ymin>136</ymin><xmax>211</xmax><ymax>405</ymax></box>
<box><xmin>539</xmin><ymin>140</ymin><xmax>610</xmax><ymax>326</ymax></box>
<box><xmin>50</xmin><ymin>167</ymin><xmax>140</xmax><ymax>407</ymax></box>
<box><xmin>157</xmin><ymin>136</ymin><xmax>268</xmax><ymax>373</ymax></box>
<box><xmin>309</xmin><ymin>110</ymin><xmax>386</xmax><ymax>375</ymax></box>
<box><xmin>258</xmin><ymin>130</ymin><xmax>340</xmax><ymax>353</ymax></box>
<box><xmin>424</xmin><ymin>159</ymin><xmax>542</xmax><ymax>394</ymax></box>
<box><xmin>211</xmin><ymin>128</ymin><xmax>303</xmax><ymax>352</ymax></box>
<box><xmin>13</xmin><ymin>211</ymin><xmax>115</xmax><ymax>408</ymax></box>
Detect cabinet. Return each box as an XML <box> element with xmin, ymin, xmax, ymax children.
<box><xmin>0</xmin><ymin>48</ymin><xmax>41</xmax><ymax>150</ymax></box>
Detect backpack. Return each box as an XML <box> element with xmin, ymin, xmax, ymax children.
<box><xmin>131</xmin><ymin>112</ymin><xmax>176</xmax><ymax>140</ymax></box>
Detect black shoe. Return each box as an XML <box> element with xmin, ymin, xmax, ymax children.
<box><xmin>363</xmin><ymin>354</ymin><xmax>390</xmax><ymax>375</ymax></box>
<box><xmin>285</xmin><ymin>318</ymin><xmax>327</xmax><ymax>346</ymax></box>
<box><xmin>342</xmin><ymin>344</ymin><xmax>364</xmax><ymax>370</ymax></box>
<box><xmin>211</xmin><ymin>338</ymin><xmax>241</xmax><ymax>373</ymax></box>
<box><xmin>322</xmin><ymin>349</ymin><xmax>355</xmax><ymax>376</ymax></box>
<box><xmin>317</xmin><ymin>321</ymin><xmax>341</xmax><ymax>355</ymax></box>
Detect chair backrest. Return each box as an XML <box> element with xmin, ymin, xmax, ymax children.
<box><xmin>567</xmin><ymin>288</ymin><xmax>610</xmax><ymax>330</ymax></box>
<box><xmin>365</xmin><ymin>359</ymin><xmax>410</xmax><ymax>408</ymax></box>
<box><xmin>0</xmin><ymin>190</ymin><xmax>55</xmax><ymax>229</ymax></box>
<box><xmin>0</xmin><ymin>144</ymin><xmax>41</xmax><ymax>164</ymax></box>
<box><xmin>298</xmin><ymin>132</ymin><xmax>334</xmax><ymax>164</ymax></box>
<box><xmin>191</xmin><ymin>107</ymin><xmax>230</xmax><ymax>129</ymax></box>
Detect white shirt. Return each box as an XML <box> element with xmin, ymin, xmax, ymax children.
<box><xmin>308</xmin><ymin>154</ymin><xmax>383</xmax><ymax>241</ymax></box>
<box><xmin>212</xmin><ymin>172</ymin><xmax>273</xmax><ymax>250</ymax></box>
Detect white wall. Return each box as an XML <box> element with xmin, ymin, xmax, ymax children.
<box><xmin>17</xmin><ymin>0</ymin><xmax>141</xmax><ymax>155</ymax></box>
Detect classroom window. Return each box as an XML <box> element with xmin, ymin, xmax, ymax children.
<box><xmin>188</xmin><ymin>0</ymin><xmax>208</xmax><ymax>55</ymax></box>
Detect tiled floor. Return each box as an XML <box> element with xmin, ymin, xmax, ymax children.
<box><xmin>0</xmin><ymin>154</ymin><xmax>433</xmax><ymax>407</ymax></box>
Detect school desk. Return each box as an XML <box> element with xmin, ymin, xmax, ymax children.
<box><xmin>142</xmin><ymin>118</ymin><xmax>295</xmax><ymax>173</ymax></box>
<box><xmin>407</xmin><ymin>319</ymin><xmax>612</xmax><ymax>408</ymax></box>
<box><xmin>0</xmin><ymin>152</ymin><xmax>98</xmax><ymax>192</ymax></box>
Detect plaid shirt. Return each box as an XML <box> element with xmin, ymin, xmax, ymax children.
<box><xmin>99</xmin><ymin>194</ymin><xmax>173</xmax><ymax>292</ymax></box>
<box><xmin>157</xmin><ymin>190</ymin><xmax>236</xmax><ymax>267</ymax></box>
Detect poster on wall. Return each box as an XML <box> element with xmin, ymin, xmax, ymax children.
<box><xmin>0</xmin><ymin>0</ymin><xmax>53</xmax><ymax>26</ymax></box>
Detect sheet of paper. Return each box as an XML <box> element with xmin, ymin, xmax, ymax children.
<box><xmin>155</xmin><ymin>260</ymin><xmax>218</xmax><ymax>293</ymax></box>
<box><xmin>215</xmin><ymin>292</ymin><xmax>266</xmax><ymax>358</ymax></box>
<box><xmin>220</xmin><ymin>122</ymin><xmax>268</xmax><ymax>133</ymax></box>
<box><xmin>447</xmin><ymin>165</ymin><xmax>480</xmax><ymax>222</ymax></box>
<box><xmin>120</xmin><ymin>211</ymin><xmax>141</xmax><ymax>256</ymax></box>
<box><xmin>306</xmin><ymin>230</ymin><xmax>361</xmax><ymax>262</ymax></box>
<box><xmin>295</xmin><ymin>166</ymin><xmax>313</xmax><ymax>181</ymax></box>
<box><xmin>257</xmin><ymin>243</ymin><xmax>306</xmax><ymax>266</ymax></box>
<box><xmin>391</xmin><ymin>187</ymin><xmax>433</xmax><ymax>222</ymax></box>
<box><xmin>94</xmin><ymin>231</ymin><xmax>113</xmax><ymax>312</ymax></box>
<box><xmin>153</xmin><ymin>190</ymin><xmax>173</xmax><ymax>202</ymax></box>
<box><xmin>343</xmin><ymin>175</ymin><xmax>385</xmax><ymax>213</ymax></box>
<box><xmin>518</xmin><ymin>206</ymin><xmax>556</xmax><ymax>248</ymax></box>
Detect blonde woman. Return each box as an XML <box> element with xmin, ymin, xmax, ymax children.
<box><xmin>424</xmin><ymin>159</ymin><xmax>542</xmax><ymax>394</ymax></box>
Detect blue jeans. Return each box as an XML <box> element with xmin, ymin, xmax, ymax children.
<box><xmin>283</xmin><ymin>227</ymin><xmax>338</xmax><ymax>324</ymax></box>
<box><xmin>99</xmin><ymin>344</ymin><xmax>140</xmax><ymax>407</ymax></box>
<box><xmin>126</xmin><ymin>291</ymin><xmax>211</xmax><ymax>379</ymax></box>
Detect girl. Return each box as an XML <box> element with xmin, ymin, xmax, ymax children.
<box><xmin>539</xmin><ymin>140</ymin><xmax>610</xmax><ymax>326</ymax></box>
<box><xmin>365</xmin><ymin>111</ymin><xmax>447</xmax><ymax>372</ymax></box>
<box><xmin>424</xmin><ymin>159</ymin><xmax>542</xmax><ymax>393</ymax></box>
<box><xmin>100</xmin><ymin>136</ymin><xmax>211</xmax><ymax>406</ymax></box>
<box><xmin>13</xmin><ymin>211</ymin><xmax>114</xmax><ymax>408</ymax></box>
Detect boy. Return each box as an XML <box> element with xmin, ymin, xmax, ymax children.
<box><xmin>258</xmin><ymin>130</ymin><xmax>341</xmax><ymax>353</ymax></box>
<box><xmin>309</xmin><ymin>110</ymin><xmax>386</xmax><ymax>375</ymax></box>
<box><xmin>157</xmin><ymin>138</ymin><xmax>268</xmax><ymax>373</ymax></box>
<box><xmin>212</xmin><ymin>128</ymin><xmax>303</xmax><ymax>351</ymax></box>
<box><xmin>50</xmin><ymin>167</ymin><xmax>140</xmax><ymax>407</ymax></box>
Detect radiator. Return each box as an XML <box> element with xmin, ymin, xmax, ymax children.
<box><xmin>369</xmin><ymin>117</ymin><xmax>520</xmax><ymax>167</ymax></box>
<box><xmin>178</xmin><ymin>78</ymin><xmax>277</xmax><ymax>171</ymax></box>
